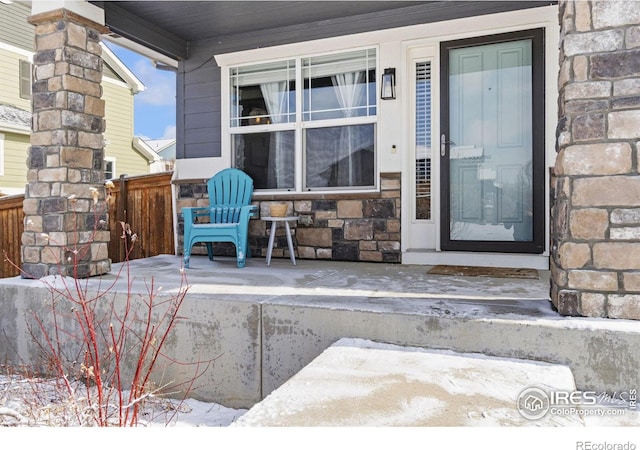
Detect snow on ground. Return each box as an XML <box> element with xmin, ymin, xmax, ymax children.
<box><xmin>0</xmin><ymin>372</ymin><xmax>247</xmax><ymax>427</ymax></box>
<box><xmin>1</xmin><ymin>376</ymin><xmax>638</xmax><ymax>450</ymax></box>
<box><xmin>2</xmin><ymin>338</ymin><xmax>639</xmax><ymax>450</ymax></box>
<box><xmin>234</xmin><ymin>338</ymin><xmax>640</xmax><ymax>428</ymax></box>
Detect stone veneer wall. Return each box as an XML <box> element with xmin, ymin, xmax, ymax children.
<box><xmin>552</xmin><ymin>0</ymin><xmax>640</xmax><ymax>319</ymax></box>
<box><xmin>175</xmin><ymin>172</ymin><xmax>401</xmax><ymax>263</ymax></box>
<box><xmin>21</xmin><ymin>9</ymin><xmax>110</xmax><ymax>279</ymax></box>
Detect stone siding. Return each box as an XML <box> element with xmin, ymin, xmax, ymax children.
<box><xmin>21</xmin><ymin>8</ymin><xmax>111</xmax><ymax>279</ymax></box>
<box><xmin>176</xmin><ymin>173</ymin><xmax>401</xmax><ymax>264</ymax></box>
<box><xmin>552</xmin><ymin>0</ymin><xmax>640</xmax><ymax>319</ymax></box>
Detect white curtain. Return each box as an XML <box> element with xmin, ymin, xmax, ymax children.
<box><xmin>260</xmin><ymin>81</ymin><xmax>292</xmax><ymax>188</ymax></box>
<box><xmin>331</xmin><ymin>71</ymin><xmax>366</xmax><ymax>186</ymax></box>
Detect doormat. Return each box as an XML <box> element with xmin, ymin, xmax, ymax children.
<box><xmin>427</xmin><ymin>265</ymin><xmax>539</xmax><ymax>279</ymax></box>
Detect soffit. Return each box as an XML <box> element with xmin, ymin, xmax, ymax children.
<box><xmin>94</xmin><ymin>1</ymin><xmax>555</xmax><ymax>61</ymax></box>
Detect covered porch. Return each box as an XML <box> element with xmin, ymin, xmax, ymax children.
<box><xmin>2</xmin><ymin>254</ymin><xmax>639</xmax><ymax>410</ymax></box>
<box><xmin>16</xmin><ymin>0</ymin><xmax>640</xmax><ymax>321</ymax></box>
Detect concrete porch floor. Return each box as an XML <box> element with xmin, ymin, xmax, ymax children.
<box><xmin>1</xmin><ymin>253</ymin><xmax>640</xmax><ymax>416</ymax></box>
<box><xmin>108</xmin><ymin>253</ymin><xmax>555</xmax><ymax>312</ymax></box>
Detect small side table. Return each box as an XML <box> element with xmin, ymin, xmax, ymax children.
<box><xmin>263</xmin><ymin>216</ymin><xmax>299</xmax><ymax>266</ymax></box>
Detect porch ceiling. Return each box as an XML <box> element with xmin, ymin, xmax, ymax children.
<box><xmin>92</xmin><ymin>1</ymin><xmax>555</xmax><ymax>61</ymax></box>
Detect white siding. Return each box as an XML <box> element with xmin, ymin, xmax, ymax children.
<box><xmin>0</xmin><ymin>47</ymin><xmax>31</xmax><ymax>112</ymax></box>
<box><xmin>0</xmin><ymin>132</ymin><xmax>28</xmax><ymax>193</ymax></box>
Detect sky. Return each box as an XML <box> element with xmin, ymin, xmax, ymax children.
<box><xmin>105</xmin><ymin>41</ymin><xmax>177</xmax><ymax>141</ymax></box>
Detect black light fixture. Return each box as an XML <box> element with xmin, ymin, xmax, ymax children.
<box><xmin>380</xmin><ymin>68</ymin><xmax>396</xmax><ymax>100</ymax></box>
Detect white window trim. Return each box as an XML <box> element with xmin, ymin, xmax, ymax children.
<box><xmin>104</xmin><ymin>156</ymin><xmax>116</xmax><ymax>180</ymax></box>
<box><xmin>19</xmin><ymin>59</ymin><xmax>32</xmax><ymax>100</ymax></box>
<box><xmin>0</xmin><ymin>41</ymin><xmax>33</xmax><ymax>60</ymax></box>
<box><xmin>398</xmin><ymin>6</ymin><xmax>558</xmax><ymax>267</ymax></box>
<box><xmin>224</xmin><ymin>46</ymin><xmax>380</xmax><ymax>195</ymax></box>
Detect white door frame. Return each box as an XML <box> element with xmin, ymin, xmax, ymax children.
<box><xmin>400</xmin><ymin>14</ymin><xmax>558</xmax><ymax>270</ymax></box>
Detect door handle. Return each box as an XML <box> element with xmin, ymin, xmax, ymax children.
<box><xmin>441</xmin><ymin>134</ymin><xmax>454</xmax><ymax>157</ymax></box>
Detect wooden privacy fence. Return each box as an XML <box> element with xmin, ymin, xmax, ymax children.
<box><xmin>108</xmin><ymin>172</ymin><xmax>175</xmax><ymax>263</ymax></box>
<box><xmin>0</xmin><ymin>194</ymin><xmax>25</xmax><ymax>278</ymax></box>
<box><xmin>0</xmin><ymin>172</ymin><xmax>175</xmax><ymax>278</ymax></box>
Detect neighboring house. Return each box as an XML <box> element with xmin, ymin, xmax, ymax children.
<box><xmin>0</xmin><ymin>0</ymin><xmax>34</xmax><ymax>196</ymax></box>
<box><xmin>100</xmin><ymin>44</ymin><xmax>155</xmax><ymax>180</ymax></box>
<box><xmin>0</xmin><ymin>1</ymin><xmax>153</xmax><ymax>195</ymax></box>
<box><xmin>133</xmin><ymin>137</ymin><xmax>175</xmax><ymax>173</ymax></box>
<box><xmin>0</xmin><ymin>104</ymin><xmax>30</xmax><ymax>196</ymax></box>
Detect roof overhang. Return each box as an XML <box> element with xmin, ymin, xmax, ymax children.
<box><xmin>100</xmin><ymin>42</ymin><xmax>146</xmax><ymax>93</ymax></box>
<box><xmin>0</xmin><ymin>123</ymin><xmax>31</xmax><ymax>136</ymax></box>
<box><xmin>91</xmin><ymin>1</ymin><xmax>556</xmax><ymax>64</ymax></box>
<box><xmin>95</xmin><ymin>0</ymin><xmax>188</xmax><ymax>63</ymax></box>
<box><xmin>132</xmin><ymin>137</ymin><xmax>163</xmax><ymax>163</ymax></box>
<box><xmin>0</xmin><ymin>103</ymin><xmax>31</xmax><ymax>135</ymax></box>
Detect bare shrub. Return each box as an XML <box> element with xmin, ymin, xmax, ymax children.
<box><xmin>2</xmin><ymin>181</ymin><xmax>214</xmax><ymax>426</ymax></box>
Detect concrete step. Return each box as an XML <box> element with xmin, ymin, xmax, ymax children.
<box><xmin>234</xmin><ymin>338</ymin><xmax>639</xmax><ymax>427</ymax></box>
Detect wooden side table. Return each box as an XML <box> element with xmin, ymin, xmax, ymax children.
<box><xmin>263</xmin><ymin>216</ymin><xmax>299</xmax><ymax>266</ymax></box>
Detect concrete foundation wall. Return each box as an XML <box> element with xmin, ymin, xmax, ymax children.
<box><xmin>1</xmin><ymin>281</ymin><xmax>639</xmax><ymax>409</ymax></box>
<box><xmin>0</xmin><ymin>282</ymin><xmax>262</xmax><ymax>409</ymax></box>
<box><xmin>261</xmin><ymin>303</ymin><xmax>640</xmax><ymax>397</ymax></box>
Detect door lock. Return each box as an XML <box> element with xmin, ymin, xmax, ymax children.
<box><xmin>440</xmin><ymin>134</ymin><xmax>454</xmax><ymax>156</ymax></box>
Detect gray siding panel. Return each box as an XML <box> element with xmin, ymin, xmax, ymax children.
<box><xmin>185</xmin><ymin>127</ymin><xmax>220</xmax><ymax>145</ymax></box>
<box><xmin>184</xmin><ymin>60</ymin><xmax>218</xmax><ymax>84</ymax></box>
<box><xmin>184</xmin><ymin>81</ymin><xmax>219</xmax><ymax>101</ymax></box>
<box><xmin>189</xmin><ymin>141</ymin><xmax>221</xmax><ymax>160</ymax></box>
<box><xmin>181</xmin><ymin>51</ymin><xmax>222</xmax><ymax>159</ymax></box>
<box><xmin>0</xmin><ymin>3</ymin><xmax>33</xmax><ymax>52</ymax></box>
<box><xmin>184</xmin><ymin>96</ymin><xmax>220</xmax><ymax>115</ymax></box>
<box><xmin>185</xmin><ymin>112</ymin><xmax>216</xmax><ymax>130</ymax></box>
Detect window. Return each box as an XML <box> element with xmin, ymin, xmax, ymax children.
<box><xmin>230</xmin><ymin>49</ymin><xmax>377</xmax><ymax>191</ymax></box>
<box><xmin>19</xmin><ymin>60</ymin><xmax>31</xmax><ymax>99</ymax></box>
<box><xmin>415</xmin><ymin>61</ymin><xmax>432</xmax><ymax>220</ymax></box>
<box><xmin>231</xmin><ymin>60</ymin><xmax>296</xmax><ymax>190</ymax></box>
<box><xmin>104</xmin><ymin>157</ymin><xmax>116</xmax><ymax>180</ymax></box>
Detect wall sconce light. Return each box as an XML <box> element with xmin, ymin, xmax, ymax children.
<box><xmin>380</xmin><ymin>68</ymin><xmax>396</xmax><ymax>100</ymax></box>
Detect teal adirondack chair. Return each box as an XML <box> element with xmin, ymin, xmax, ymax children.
<box><xmin>182</xmin><ymin>168</ymin><xmax>257</xmax><ymax>268</ymax></box>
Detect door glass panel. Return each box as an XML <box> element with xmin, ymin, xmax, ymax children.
<box><xmin>448</xmin><ymin>39</ymin><xmax>532</xmax><ymax>242</ymax></box>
